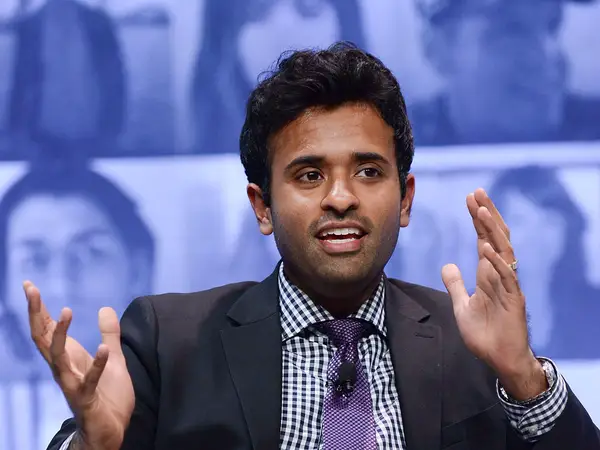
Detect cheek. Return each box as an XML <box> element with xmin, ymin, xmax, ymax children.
<box><xmin>383</xmin><ymin>209</ymin><xmax>402</xmax><ymax>243</ymax></box>
<box><xmin>272</xmin><ymin>203</ymin><xmax>310</xmax><ymax>241</ymax></box>
<box><xmin>373</xmin><ymin>195</ymin><xmax>402</xmax><ymax>241</ymax></box>
<box><xmin>272</xmin><ymin>188</ymin><xmax>315</xmax><ymax>225</ymax></box>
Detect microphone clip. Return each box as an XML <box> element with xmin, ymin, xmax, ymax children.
<box><xmin>335</xmin><ymin>379</ymin><xmax>355</xmax><ymax>395</ymax></box>
<box><xmin>334</xmin><ymin>361</ymin><xmax>357</xmax><ymax>396</ymax></box>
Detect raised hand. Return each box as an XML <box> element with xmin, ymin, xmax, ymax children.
<box><xmin>441</xmin><ymin>189</ymin><xmax>546</xmax><ymax>399</ymax></box>
<box><xmin>24</xmin><ymin>281</ymin><xmax>134</xmax><ymax>450</ymax></box>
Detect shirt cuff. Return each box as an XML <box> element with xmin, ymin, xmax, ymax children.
<box><xmin>59</xmin><ymin>432</ymin><xmax>76</xmax><ymax>450</ymax></box>
<box><xmin>497</xmin><ymin>358</ymin><xmax>568</xmax><ymax>442</ymax></box>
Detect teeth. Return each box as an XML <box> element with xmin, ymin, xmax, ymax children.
<box><xmin>328</xmin><ymin>238</ymin><xmax>356</xmax><ymax>244</ymax></box>
<box><xmin>320</xmin><ymin>227</ymin><xmax>362</xmax><ymax>238</ymax></box>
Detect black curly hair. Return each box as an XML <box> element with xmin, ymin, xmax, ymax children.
<box><xmin>239</xmin><ymin>41</ymin><xmax>414</xmax><ymax>206</ymax></box>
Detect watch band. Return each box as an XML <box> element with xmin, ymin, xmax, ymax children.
<box><xmin>500</xmin><ymin>358</ymin><xmax>557</xmax><ymax>406</ymax></box>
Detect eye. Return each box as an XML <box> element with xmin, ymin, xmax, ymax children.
<box><xmin>357</xmin><ymin>167</ymin><xmax>381</xmax><ymax>178</ymax></box>
<box><xmin>298</xmin><ymin>171</ymin><xmax>323</xmax><ymax>183</ymax></box>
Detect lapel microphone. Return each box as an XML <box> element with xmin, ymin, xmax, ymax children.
<box><xmin>335</xmin><ymin>361</ymin><xmax>357</xmax><ymax>395</ymax></box>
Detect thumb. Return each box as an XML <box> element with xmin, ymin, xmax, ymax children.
<box><xmin>98</xmin><ymin>307</ymin><xmax>122</xmax><ymax>355</ymax></box>
<box><xmin>441</xmin><ymin>264</ymin><xmax>469</xmax><ymax>312</ymax></box>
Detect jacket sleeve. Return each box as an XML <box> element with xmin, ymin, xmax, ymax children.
<box><xmin>506</xmin><ymin>383</ymin><xmax>600</xmax><ymax>450</ymax></box>
<box><xmin>46</xmin><ymin>297</ymin><xmax>160</xmax><ymax>450</ymax></box>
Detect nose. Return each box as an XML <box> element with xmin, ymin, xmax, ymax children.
<box><xmin>320</xmin><ymin>177</ymin><xmax>360</xmax><ymax>215</ymax></box>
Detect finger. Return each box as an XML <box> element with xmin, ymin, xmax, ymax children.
<box><xmin>476</xmin><ymin>259</ymin><xmax>503</xmax><ymax>301</ymax></box>
<box><xmin>482</xmin><ymin>242</ymin><xmax>520</xmax><ymax>295</ymax></box>
<box><xmin>81</xmin><ymin>344</ymin><xmax>110</xmax><ymax>400</ymax></box>
<box><xmin>466</xmin><ymin>193</ymin><xmax>487</xmax><ymax>240</ymax></box>
<box><xmin>442</xmin><ymin>264</ymin><xmax>469</xmax><ymax>313</ymax></box>
<box><xmin>24</xmin><ymin>281</ymin><xmax>56</xmax><ymax>356</ymax></box>
<box><xmin>477</xmin><ymin>206</ymin><xmax>515</xmax><ymax>262</ymax></box>
<box><xmin>99</xmin><ymin>308</ymin><xmax>123</xmax><ymax>356</ymax></box>
<box><xmin>49</xmin><ymin>308</ymin><xmax>74</xmax><ymax>375</ymax></box>
<box><xmin>474</xmin><ymin>188</ymin><xmax>510</xmax><ymax>239</ymax></box>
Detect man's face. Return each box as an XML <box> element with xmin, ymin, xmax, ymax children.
<box><xmin>4</xmin><ymin>194</ymin><xmax>141</xmax><ymax>353</ymax></box>
<box><xmin>250</xmin><ymin>103</ymin><xmax>414</xmax><ymax>290</ymax></box>
<box><xmin>431</xmin><ymin>0</ymin><xmax>565</xmax><ymax>141</ymax></box>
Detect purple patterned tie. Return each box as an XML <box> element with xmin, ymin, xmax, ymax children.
<box><xmin>317</xmin><ymin>319</ymin><xmax>377</xmax><ymax>450</ymax></box>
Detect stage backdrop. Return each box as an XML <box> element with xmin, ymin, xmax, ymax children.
<box><xmin>0</xmin><ymin>0</ymin><xmax>598</xmax><ymax>447</ymax></box>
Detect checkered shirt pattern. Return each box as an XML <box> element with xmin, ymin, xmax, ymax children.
<box><xmin>277</xmin><ymin>263</ymin><xmax>569</xmax><ymax>449</ymax></box>
<box><xmin>278</xmin><ymin>264</ymin><xmax>406</xmax><ymax>450</ymax></box>
<box><xmin>58</xmin><ymin>266</ymin><xmax>569</xmax><ymax>450</ymax></box>
<box><xmin>498</xmin><ymin>358</ymin><xmax>568</xmax><ymax>440</ymax></box>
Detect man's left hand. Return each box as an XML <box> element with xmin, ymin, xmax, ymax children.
<box><xmin>442</xmin><ymin>188</ymin><xmax>548</xmax><ymax>401</ymax></box>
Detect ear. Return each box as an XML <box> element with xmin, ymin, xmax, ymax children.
<box><xmin>247</xmin><ymin>183</ymin><xmax>273</xmax><ymax>235</ymax></box>
<box><xmin>400</xmin><ymin>174</ymin><xmax>416</xmax><ymax>228</ymax></box>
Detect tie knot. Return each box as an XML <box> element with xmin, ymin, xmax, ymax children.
<box><xmin>316</xmin><ymin>319</ymin><xmax>372</xmax><ymax>347</ymax></box>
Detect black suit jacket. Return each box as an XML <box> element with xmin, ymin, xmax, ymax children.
<box><xmin>47</xmin><ymin>268</ymin><xmax>600</xmax><ymax>450</ymax></box>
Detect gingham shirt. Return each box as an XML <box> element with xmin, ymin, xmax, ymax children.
<box><xmin>277</xmin><ymin>263</ymin><xmax>569</xmax><ymax>449</ymax></box>
<box><xmin>59</xmin><ymin>266</ymin><xmax>569</xmax><ymax>450</ymax></box>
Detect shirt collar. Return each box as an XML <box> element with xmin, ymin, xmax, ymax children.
<box><xmin>278</xmin><ymin>263</ymin><xmax>387</xmax><ymax>342</ymax></box>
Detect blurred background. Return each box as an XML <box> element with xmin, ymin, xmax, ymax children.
<box><xmin>0</xmin><ymin>0</ymin><xmax>598</xmax><ymax>447</ymax></box>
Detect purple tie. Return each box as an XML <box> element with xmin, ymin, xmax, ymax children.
<box><xmin>317</xmin><ymin>319</ymin><xmax>377</xmax><ymax>450</ymax></box>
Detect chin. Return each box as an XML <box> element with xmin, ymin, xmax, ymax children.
<box><xmin>314</xmin><ymin>258</ymin><xmax>379</xmax><ymax>284</ymax></box>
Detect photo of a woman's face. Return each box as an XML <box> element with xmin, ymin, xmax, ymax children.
<box><xmin>237</xmin><ymin>0</ymin><xmax>341</xmax><ymax>84</ymax></box>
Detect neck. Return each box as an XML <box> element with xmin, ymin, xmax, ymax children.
<box><xmin>282</xmin><ymin>265</ymin><xmax>382</xmax><ymax>318</ymax></box>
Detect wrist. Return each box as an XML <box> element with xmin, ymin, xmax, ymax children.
<box><xmin>69</xmin><ymin>432</ymin><xmax>87</xmax><ymax>450</ymax></box>
<box><xmin>70</xmin><ymin>431</ymin><xmax>117</xmax><ymax>450</ymax></box>
<box><xmin>496</xmin><ymin>355</ymin><xmax>549</xmax><ymax>402</ymax></box>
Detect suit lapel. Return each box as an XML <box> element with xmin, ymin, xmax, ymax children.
<box><xmin>221</xmin><ymin>267</ymin><xmax>282</xmax><ymax>450</ymax></box>
<box><xmin>385</xmin><ymin>280</ymin><xmax>443</xmax><ymax>450</ymax></box>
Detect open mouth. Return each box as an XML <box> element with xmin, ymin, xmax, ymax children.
<box><xmin>317</xmin><ymin>227</ymin><xmax>367</xmax><ymax>254</ymax></box>
<box><xmin>318</xmin><ymin>227</ymin><xmax>365</xmax><ymax>242</ymax></box>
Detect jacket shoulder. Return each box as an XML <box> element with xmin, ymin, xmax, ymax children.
<box><xmin>387</xmin><ymin>278</ymin><xmax>499</xmax><ymax>398</ymax></box>
<box><xmin>140</xmin><ymin>281</ymin><xmax>259</xmax><ymax>322</ymax></box>
<box><xmin>388</xmin><ymin>278</ymin><xmax>455</xmax><ymax>320</ymax></box>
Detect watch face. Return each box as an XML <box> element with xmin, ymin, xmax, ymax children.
<box><xmin>541</xmin><ymin>360</ymin><xmax>557</xmax><ymax>387</ymax></box>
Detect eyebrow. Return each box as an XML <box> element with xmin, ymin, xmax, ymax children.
<box><xmin>283</xmin><ymin>151</ymin><xmax>391</xmax><ymax>173</ymax></box>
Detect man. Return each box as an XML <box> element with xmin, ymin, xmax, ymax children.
<box><xmin>410</xmin><ymin>0</ymin><xmax>600</xmax><ymax>146</ymax></box>
<box><xmin>0</xmin><ymin>162</ymin><xmax>154</xmax><ymax>449</ymax></box>
<box><xmin>26</xmin><ymin>43</ymin><xmax>598</xmax><ymax>449</ymax></box>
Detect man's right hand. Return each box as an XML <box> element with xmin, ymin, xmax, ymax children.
<box><xmin>24</xmin><ymin>281</ymin><xmax>135</xmax><ymax>450</ymax></box>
